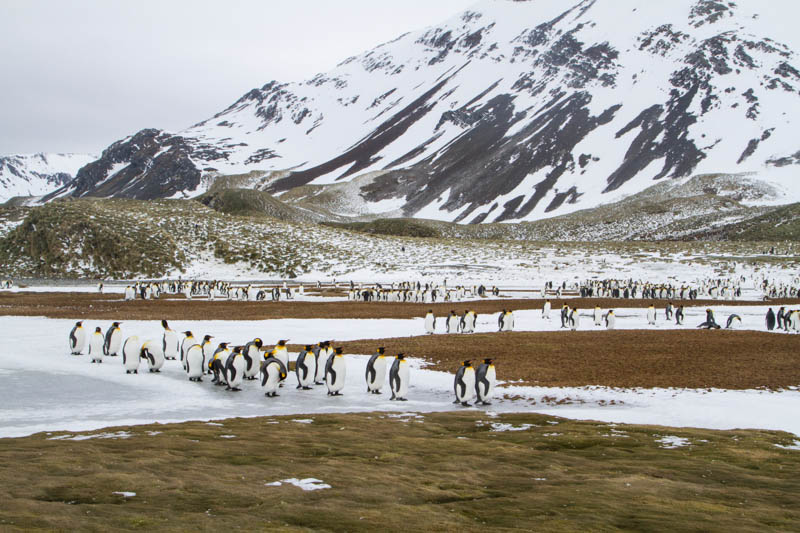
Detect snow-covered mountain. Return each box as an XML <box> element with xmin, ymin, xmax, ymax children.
<box><xmin>49</xmin><ymin>0</ymin><xmax>800</xmax><ymax>223</ymax></box>
<box><xmin>0</xmin><ymin>153</ymin><xmax>96</xmax><ymax>203</ymax></box>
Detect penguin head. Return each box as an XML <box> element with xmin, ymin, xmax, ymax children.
<box><xmin>335</xmin><ymin>347</ymin><xmax>344</xmax><ymax>355</ymax></box>
<box><xmin>304</xmin><ymin>344</ymin><xmax>312</xmax><ymax>351</ymax></box>
<box><xmin>483</xmin><ymin>358</ymin><xmax>494</xmax><ymax>365</ymax></box>
<box><xmin>184</xmin><ymin>331</ymin><xmax>193</xmax><ymax>336</ymax></box>
<box><xmin>233</xmin><ymin>346</ymin><xmax>243</xmax><ymax>354</ymax></box>
<box><xmin>95</xmin><ymin>327</ymin><xmax>102</xmax><ymax>333</ymax></box>
<box><xmin>377</xmin><ymin>347</ymin><xmax>385</xmax><ymax>354</ymax></box>
<box><xmin>278</xmin><ymin>340</ymin><xmax>287</xmax><ymax>347</ymax></box>
<box><xmin>113</xmin><ymin>322</ymin><xmax>122</xmax><ymax>327</ymax></box>
<box><xmin>396</xmin><ymin>353</ymin><xmax>406</xmax><ymax>360</ymax></box>
<box><xmin>254</xmin><ymin>338</ymin><xmax>263</xmax><ymax>348</ymax></box>
<box><xmin>462</xmin><ymin>360</ymin><xmax>472</xmax><ymax>367</ymax></box>
<box><xmin>161</xmin><ymin>319</ymin><xmax>169</xmax><ymax>329</ymax></box>
<box><xmin>203</xmin><ymin>335</ymin><xmax>213</xmax><ymax>342</ymax></box>
<box><xmin>76</xmin><ymin>321</ymin><xmax>83</xmax><ymax>327</ymax></box>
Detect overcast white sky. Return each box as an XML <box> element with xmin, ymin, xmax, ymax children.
<box><xmin>0</xmin><ymin>0</ymin><xmax>475</xmax><ymax>155</ymax></box>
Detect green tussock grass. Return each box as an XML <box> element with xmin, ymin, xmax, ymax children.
<box><xmin>0</xmin><ymin>411</ymin><xmax>798</xmax><ymax>531</ymax></box>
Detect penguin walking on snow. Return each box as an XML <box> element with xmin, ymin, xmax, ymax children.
<box><xmin>185</xmin><ymin>344</ymin><xmax>205</xmax><ymax>381</ymax></box>
<box><xmin>569</xmin><ymin>308</ymin><xmax>580</xmax><ymax>330</ymax></box>
<box><xmin>295</xmin><ymin>345</ymin><xmax>316</xmax><ymax>390</ymax></box>
<box><xmin>766</xmin><ymin>308</ymin><xmax>776</xmax><ymax>331</ymax></box>
<box><xmin>69</xmin><ymin>321</ymin><xmax>87</xmax><ymax>355</ymax></box>
<box><xmin>475</xmin><ymin>358</ymin><xmax>496</xmax><ymax>406</ymax></box>
<box><xmin>200</xmin><ymin>335</ymin><xmax>215</xmax><ymax>374</ymax></box>
<box><xmin>424</xmin><ymin>310</ymin><xmax>436</xmax><ymax>334</ymax></box>
<box><xmin>180</xmin><ymin>331</ymin><xmax>195</xmax><ymax>370</ymax></box>
<box><xmin>224</xmin><ymin>346</ymin><xmax>245</xmax><ymax>391</ymax></box>
<box><xmin>243</xmin><ymin>338</ymin><xmax>263</xmax><ymax>380</ymax></box>
<box><xmin>141</xmin><ymin>340</ymin><xmax>165</xmax><ymax>373</ymax></box>
<box><xmin>446</xmin><ymin>311</ymin><xmax>458</xmax><ymax>333</ymax></box>
<box><xmin>89</xmin><ymin>327</ymin><xmax>104</xmax><ymax>363</ymax></box>
<box><xmin>542</xmin><ymin>299</ymin><xmax>551</xmax><ymax>320</ymax></box>
<box><xmin>314</xmin><ymin>341</ymin><xmax>330</xmax><ymax>385</ymax></box>
<box><xmin>103</xmin><ymin>322</ymin><xmax>122</xmax><ymax>356</ymax></box>
<box><xmin>498</xmin><ymin>310</ymin><xmax>506</xmax><ymax>332</ymax></box>
<box><xmin>777</xmin><ymin>307</ymin><xmax>786</xmax><ymax>330</ymax></box>
<box><xmin>453</xmin><ymin>361</ymin><xmax>476</xmax><ymax>407</ymax></box>
<box><xmin>261</xmin><ymin>350</ymin><xmax>287</xmax><ymax>397</ymax></box>
<box><xmin>122</xmin><ymin>336</ymin><xmax>141</xmax><ymax>374</ymax></box>
<box><xmin>560</xmin><ymin>305</ymin><xmax>569</xmax><ymax>328</ymax></box>
<box><xmin>593</xmin><ymin>306</ymin><xmax>602</xmax><ymax>327</ymax></box>
<box><xmin>725</xmin><ymin>314</ymin><xmax>742</xmax><ymax>329</ymax></box>
<box><xmin>675</xmin><ymin>306</ymin><xmax>685</xmax><ymax>325</ymax></box>
<box><xmin>365</xmin><ymin>347</ymin><xmax>387</xmax><ymax>394</ymax></box>
<box><xmin>605</xmin><ymin>310</ymin><xmax>616</xmax><ymax>330</ymax></box>
<box><xmin>389</xmin><ymin>353</ymin><xmax>409</xmax><ymax>401</ymax></box>
<box><xmin>646</xmin><ymin>305</ymin><xmax>656</xmax><ymax>326</ymax></box>
<box><xmin>325</xmin><ymin>347</ymin><xmax>346</xmax><ymax>396</ymax></box>
<box><xmin>210</xmin><ymin>343</ymin><xmax>231</xmax><ymax>385</ymax></box>
<box><xmin>500</xmin><ymin>310</ymin><xmax>514</xmax><ymax>331</ymax></box>
<box><xmin>161</xmin><ymin>320</ymin><xmax>179</xmax><ymax>360</ymax></box>
<box><xmin>665</xmin><ymin>302</ymin><xmax>674</xmax><ymax>320</ymax></box>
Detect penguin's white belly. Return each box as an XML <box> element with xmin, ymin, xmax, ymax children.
<box><xmin>456</xmin><ymin>370</ymin><xmax>476</xmax><ymax>402</ymax></box>
<box><xmin>314</xmin><ymin>353</ymin><xmax>327</xmax><ymax>382</ymax></box>
<box><xmin>244</xmin><ymin>348</ymin><xmax>260</xmax><ymax>378</ymax></box>
<box><xmin>122</xmin><ymin>337</ymin><xmax>141</xmax><ymax>371</ymax></box>
<box><xmin>543</xmin><ymin>304</ymin><xmax>551</xmax><ymax>318</ymax></box>
<box><xmin>70</xmin><ymin>328</ymin><xmax>86</xmax><ymax>354</ymax></box>
<box><xmin>262</xmin><ymin>362</ymin><xmax>281</xmax><ymax>393</ymax></box>
<box><xmin>571</xmin><ymin>314</ymin><xmax>580</xmax><ymax>330</ymax></box>
<box><xmin>478</xmin><ymin>367</ymin><xmax>496</xmax><ymax>402</ymax></box>
<box><xmin>297</xmin><ymin>355</ymin><xmax>316</xmax><ymax>386</ymax></box>
<box><xmin>202</xmin><ymin>346</ymin><xmax>214</xmax><ymax>371</ymax></box>
<box><xmin>274</xmin><ymin>349</ymin><xmax>289</xmax><ymax>369</ymax></box>
<box><xmin>647</xmin><ymin>309</ymin><xmax>656</xmax><ymax>324</ymax></box>
<box><xmin>186</xmin><ymin>346</ymin><xmax>204</xmax><ymax>378</ymax></box>
<box><xmin>163</xmin><ymin>331</ymin><xmax>179</xmax><ymax>359</ymax></box>
<box><xmin>368</xmin><ymin>358</ymin><xmax>387</xmax><ymax>390</ymax></box>
<box><xmin>502</xmin><ymin>315</ymin><xmax>513</xmax><ymax>331</ymax></box>
<box><xmin>327</xmin><ymin>357</ymin><xmax>346</xmax><ymax>392</ymax></box>
<box><xmin>228</xmin><ymin>357</ymin><xmax>245</xmax><ymax>388</ymax></box>
<box><xmin>424</xmin><ymin>316</ymin><xmax>435</xmax><ymax>333</ymax></box>
<box><xmin>107</xmin><ymin>331</ymin><xmax>121</xmax><ymax>356</ymax></box>
<box><xmin>89</xmin><ymin>335</ymin><xmax>104</xmax><ymax>361</ymax></box>
<box><xmin>594</xmin><ymin>310</ymin><xmax>601</xmax><ymax>325</ymax></box>
<box><xmin>607</xmin><ymin>316</ymin><xmax>616</xmax><ymax>329</ymax></box>
<box><xmin>395</xmin><ymin>363</ymin><xmax>409</xmax><ymax>398</ymax></box>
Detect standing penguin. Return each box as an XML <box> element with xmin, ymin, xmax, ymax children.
<box><xmin>365</xmin><ymin>347</ymin><xmax>387</xmax><ymax>394</ymax></box>
<box><xmin>185</xmin><ymin>344</ymin><xmax>205</xmax><ymax>382</ymax></box>
<box><xmin>542</xmin><ymin>299</ymin><xmax>551</xmax><ymax>320</ymax></box>
<box><xmin>124</xmin><ymin>285</ymin><xmax>135</xmax><ymax>301</ymax></box>
<box><xmin>122</xmin><ymin>336</ymin><xmax>141</xmax><ymax>374</ymax></box>
<box><xmin>766</xmin><ymin>308</ymin><xmax>776</xmax><ymax>331</ymax></box>
<box><xmin>243</xmin><ymin>338</ymin><xmax>263</xmax><ymax>380</ymax></box>
<box><xmin>141</xmin><ymin>340</ymin><xmax>165</xmax><ymax>373</ymax></box>
<box><xmin>463</xmin><ymin>310</ymin><xmax>477</xmax><ymax>333</ymax></box>
<box><xmin>180</xmin><ymin>331</ymin><xmax>195</xmax><ymax>370</ymax></box>
<box><xmin>725</xmin><ymin>314</ymin><xmax>742</xmax><ymax>329</ymax></box>
<box><xmin>161</xmin><ymin>320</ymin><xmax>179</xmax><ymax>360</ymax></box>
<box><xmin>389</xmin><ymin>353</ymin><xmax>409</xmax><ymax>401</ymax></box>
<box><xmin>501</xmin><ymin>310</ymin><xmax>514</xmax><ymax>332</ymax></box>
<box><xmin>475</xmin><ymin>358</ymin><xmax>496</xmax><ymax>406</ymax></box>
<box><xmin>605</xmin><ymin>310</ymin><xmax>616</xmax><ymax>330</ymax></box>
<box><xmin>273</xmin><ymin>340</ymin><xmax>290</xmax><ymax>371</ymax></box>
<box><xmin>424</xmin><ymin>310</ymin><xmax>436</xmax><ymax>335</ymax></box>
<box><xmin>200</xmin><ymin>335</ymin><xmax>215</xmax><ymax>374</ymax></box>
<box><xmin>103</xmin><ymin>322</ymin><xmax>122</xmax><ymax>356</ymax></box>
<box><xmin>68</xmin><ymin>321</ymin><xmax>87</xmax><ymax>355</ymax></box>
<box><xmin>593</xmin><ymin>306</ymin><xmax>602</xmax><ymax>327</ymax></box>
<box><xmin>210</xmin><ymin>343</ymin><xmax>231</xmax><ymax>385</ymax></box>
<box><xmin>665</xmin><ymin>302</ymin><xmax>674</xmax><ymax>320</ymax></box>
<box><xmin>453</xmin><ymin>361</ymin><xmax>476</xmax><ymax>407</ymax></box>
<box><xmin>224</xmin><ymin>346</ymin><xmax>246</xmax><ymax>391</ymax></box>
<box><xmin>325</xmin><ymin>347</ymin><xmax>347</xmax><ymax>396</ymax></box>
<box><xmin>560</xmin><ymin>305</ymin><xmax>569</xmax><ymax>328</ymax></box>
<box><xmin>261</xmin><ymin>350</ymin><xmax>287</xmax><ymax>397</ymax></box>
<box><xmin>646</xmin><ymin>305</ymin><xmax>656</xmax><ymax>326</ymax></box>
<box><xmin>569</xmin><ymin>308</ymin><xmax>580</xmax><ymax>330</ymax></box>
<box><xmin>88</xmin><ymin>327</ymin><xmax>104</xmax><ymax>363</ymax></box>
<box><xmin>675</xmin><ymin>306</ymin><xmax>685</xmax><ymax>325</ymax></box>
<box><xmin>497</xmin><ymin>310</ymin><xmax>506</xmax><ymax>332</ymax></box>
<box><xmin>777</xmin><ymin>307</ymin><xmax>786</xmax><ymax>330</ymax></box>
<box><xmin>314</xmin><ymin>341</ymin><xmax>330</xmax><ymax>385</ymax></box>
<box><xmin>446</xmin><ymin>311</ymin><xmax>458</xmax><ymax>333</ymax></box>
<box><xmin>295</xmin><ymin>345</ymin><xmax>317</xmax><ymax>390</ymax></box>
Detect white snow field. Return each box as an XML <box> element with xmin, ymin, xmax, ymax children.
<box><xmin>1</xmin><ymin>303</ymin><xmax>798</xmax><ymax>439</ymax></box>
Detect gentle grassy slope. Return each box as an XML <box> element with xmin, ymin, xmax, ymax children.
<box><xmin>1</xmin><ymin>412</ymin><xmax>798</xmax><ymax>532</ymax></box>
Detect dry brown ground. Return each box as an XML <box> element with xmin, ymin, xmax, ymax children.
<box><xmin>0</xmin><ymin>291</ymin><xmax>796</xmax><ymax>320</ymax></box>
<box><xmin>337</xmin><ymin>330</ymin><xmax>800</xmax><ymax>390</ymax></box>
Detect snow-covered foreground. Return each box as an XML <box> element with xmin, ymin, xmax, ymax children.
<box><xmin>0</xmin><ymin>312</ymin><xmax>798</xmax><ymax>439</ymax></box>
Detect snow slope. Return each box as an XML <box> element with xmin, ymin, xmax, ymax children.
<box><xmin>55</xmin><ymin>0</ymin><xmax>800</xmax><ymax>223</ymax></box>
<box><xmin>0</xmin><ymin>153</ymin><xmax>96</xmax><ymax>203</ymax></box>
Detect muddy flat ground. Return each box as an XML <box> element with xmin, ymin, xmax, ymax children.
<box><xmin>0</xmin><ymin>291</ymin><xmax>797</xmax><ymax>320</ymax></box>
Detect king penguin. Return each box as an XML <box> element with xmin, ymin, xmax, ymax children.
<box><xmin>180</xmin><ymin>331</ymin><xmax>195</xmax><ymax>370</ymax></box>
<box><xmin>593</xmin><ymin>306</ymin><xmax>602</xmax><ymax>326</ymax></box>
<box><xmin>185</xmin><ymin>343</ymin><xmax>205</xmax><ymax>381</ymax></box>
<box><xmin>365</xmin><ymin>346</ymin><xmax>387</xmax><ymax>394</ymax></box>
<box><xmin>725</xmin><ymin>314</ymin><xmax>742</xmax><ymax>329</ymax></box>
<box><xmin>675</xmin><ymin>306</ymin><xmax>685</xmax><ymax>325</ymax></box>
<box><xmin>389</xmin><ymin>353</ymin><xmax>409</xmax><ymax>401</ymax></box>
<box><xmin>424</xmin><ymin>310</ymin><xmax>436</xmax><ymax>334</ymax></box>
<box><xmin>542</xmin><ymin>299</ymin><xmax>551</xmax><ymax>320</ymax></box>
<box><xmin>273</xmin><ymin>340</ymin><xmax>290</xmax><ymax>369</ymax></box>
<box><xmin>646</xmin><ymin>305</ymin><xmax>656</xmax><ymax>326</ymax></box>
<box><xmin>103</xmin><ymin>322</ymin><xmax>122</xmax><ymax>356</ymax></box>
<box><xmin>243</xmin><ymin>338</ymin><xmax>263</xmax><ymax>380</ymax></box>
<box><xmin>475</xmin><ymin>358</ymin><xmax>496</xmax><ymax>406</ymax></box>
<box><xmin>313</xmin><ymin>341</ymin><xmax>329</xmax><ymax>385</ymax></box>
<box><xmin>68</xmin><ymin>321</ymin><xmax>87</xmax><ymax>355</ymax></box>
<box><xmin>210</xmin><ymin>343</ymin><xmax>231</xmax><ymax>385</ymax></box>
<box><xmin>88</xmin><ymin>327</ymin><xmax>104</xmax><ymax>363</ymax></box>
<box><xmin>325</xmin><ymin>347</ymin><xmax>346</xmax><ymax>396</ymax></box>
<box><xmin>201</xmin><ymin>335</ymin><xmax>215</xmax><ymax>374</ymax></box>
<box><xmin>569</xmin><ymin>308</ymin><xmax>580</xmax><ymax>330</ymax></box>
<box><xmin>295</xmin><ymin>345</ymin><xmax>316</xmax><ymax>390</ymax></box>
<box><xmin>453</xmin><ymin>360</ymin><xmax>476</xmax><ymax>406</ymax></box>
<box><xmin>261</xmin><ymin>350</ymin><xmax>287</xmax><ymax>397</ymax></box>
<box><xmin>122</xmin><ymin>335</ymin><xmax>141</xmax><ymax>374</ymax></box>
<box><xmin>605</xmin><ymin>310</ymin><xmax>616</xmax><ymax>330</ymax></box>
<box><xmin>141</xmin><ymin>339</ymin><xmax>165</xmax><ymax>373</ymax></box>
<box><xmin>766</xmin><ymin>308</ymin><xmax>776</xmax><ymax>331</ymax></box>
<box><xmin>161</xmin><ymin>320</ymin><xmax>179</xmax><ymax>360</ymax></box>
<box><xmin>224</xmin><ymin>346</ymin><xmax>245</xmax><ymax>391</ymax></box>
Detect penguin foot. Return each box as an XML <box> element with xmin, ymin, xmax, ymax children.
<box><xmin>296</xmin><ymin>385</ymin><xmax>303</xmax><ymax>389</ymax></box>
<box><xmin>461</xmin><ymin>402</ymin><xmax>471</xmax><ymax>407</ymax></box>
<box><xmin>303</xmin><ymin>387</ymin><xmax>312</xmax><ymax>390</ymax></box>
<box><xmin>134</xmin><ymin>370</ymin><xmax>138</xmax><ymax>374</ymax></box>
<box><xmin>481</xmin><ymin>401</ymin><xmax>492</xmax><ymax>406</ymax></box>
<box><xmin>315</xmin><ymin>382</ymin><xmax>324</xmax><ymax>385</ymax></box>
<box><xmin>398</xmin><ymin>398</ymin><xmax>408</xmax><ymax>401</ymax></box>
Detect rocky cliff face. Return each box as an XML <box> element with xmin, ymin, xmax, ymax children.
<box><xmin>50</xmin><ymin>0</ymin><xmax>800</xmax><ymax>222</ymax></box>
